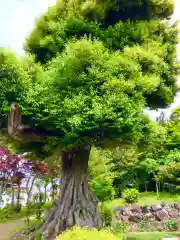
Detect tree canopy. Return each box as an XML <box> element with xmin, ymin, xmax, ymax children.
<box><xmin>1</xmin><ymin>0</ymin><xmax>180</xmax><ymax>238</ymax></box>
<box><xmin>25</xmin><ymin>0</ymin><xmax>179</xmax><ymax>110</ymax></box>
<box><xmin>17</xmin><ymin>0</ymin><xmax>179</xmax><ymax>151</ymax></box>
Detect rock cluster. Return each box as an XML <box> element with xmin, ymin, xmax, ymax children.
<box><xmin>114</xmin><ymin>203</ymin><xmax>180</xmax><ymax>223</ymax></box>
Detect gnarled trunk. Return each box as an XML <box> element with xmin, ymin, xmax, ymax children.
<box><xmin>41</xmin><ymin>145</ymin><xmax>102</xmax><ymax>240</ymax></box>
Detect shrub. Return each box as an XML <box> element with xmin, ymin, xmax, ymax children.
<box><xmin>35</xmin><ymin>230</ymin><xmax>42</xmax><ymax>240</ymax></box>
<box><xmin>89</xmin><ymin>147</ymin><xmax>115</xmax><ymax>202</ymax></box>
<box><xmin>56</xmin><ymin>226</ymin><xmax>122</xmax><ymax>240</ymax></box>
<box><xmin>90</xmin><ymin>177</ymin><xmax>115</xmax><ymax>202</ymax></box>
<box><xmin>100</xmin><ymin>203</ymin><xmax>113</xmax><ymax>226</ymax></box>
<box><xmin>122</xmin><ymin>188</ymin><xmax>140</xmax><ymax>204</ymax></box>
<box><xmin>167</xmin><ymin>219</ymin><xmax>178</xmax><ymax>231</ymax></box>
<box><xmin>0</xmin><ymin>205</ymin><xmax>18</xmax><ymax>221</ymax></box>
<box><xmin>110</xmin><ymin>221</ymin><xmax>130</xmax><ymax>234</ymax></box>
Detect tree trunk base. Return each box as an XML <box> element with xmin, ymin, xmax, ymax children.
<box><xmin>41</xmin><ymin>146</ymin><xmax>102</xmax><ymax>240</ymax></box>
<box><xmin>41</xmin><ymin>193</ymin><xmax>101</xmax><ymax>239</ymax></box>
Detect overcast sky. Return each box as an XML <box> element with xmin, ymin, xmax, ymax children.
<box><xmin>0</xmin><ymin>0</ymin><xmax>179</xmax><ymax>120</ymax></box>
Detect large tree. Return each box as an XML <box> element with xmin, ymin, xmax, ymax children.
<box><xmin>6</xmin><ymin>0</ymin><xmax>179</xmax><ymax>239</ymax></box>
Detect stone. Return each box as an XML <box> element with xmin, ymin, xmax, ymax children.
<box><xmin>113</xmin><ymin>206</ymin><xmax>122</xmax><ymax>213</ymax></box>
<box><xmin>115</xmin><ymin>202</ymin><xmax>180</xmax><ymax>228</ymax></box>
<box><xmin>143</xmin><ymin>212</ymin><xmax>155</xmax><ymax>221</ymax></box>
<box><xmin>168</xmin><ymin>209</ymin><xmax>179</xmax><ymax>219</ymax></box>
<box><xmin>128</xmin><ymin>213</ymin><xmax>142</xmax><ymax>223</ymax></box>
<box><xmin>151</xmin><ymin>204</ymin><xmax>162</xmax><ymax>212</ymax></box>
<box><xmin>174</xmin><ymin>202</ymin><xmax>180</xmax><ymax>210</ymax></box>
<box><xmin>114</xmin><ymin>207</ymin><xmax>122</xmax><ymax>218</ymax></box>
<box><xmin>141</xmin><ymin>205</ymin><xmax>150</xmax><ymax>214</ymax></box>
<box><xmin>155</xmin><ymin>209</ymin><xmax>169</xmax><ymax>221</ymax></box>
<box><xmin>122</xmin><ymin>206</ymin><xmax>131</xmax><ymax>215</ymax></box>
<box><xmin>129</xmin><ymin>205</ymin><xmax>141</xmax><ymax>214</ymax></box>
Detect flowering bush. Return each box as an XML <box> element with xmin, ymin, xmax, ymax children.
<box><xmin>56</xmin><ymin>226</ymin><xmax>122</xmax><ymax>240</ymax></box>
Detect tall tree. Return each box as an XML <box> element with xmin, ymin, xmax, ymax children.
<box><xmin>6</xmin><ymin>0</ymin><xmax>179</xmax><ymax>239</ymax></box>
<box><xmin>165</xmin><ymin>107</ymin><xmax>180</xmax><ymax>149</ymax></box>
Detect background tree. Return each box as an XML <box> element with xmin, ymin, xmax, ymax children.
<box><xmin>5</xmin><ymin>0</ymin><xmax>179</xmax><ymax>239</ymax></box>
<box><xmin>88</xmin><ymin>147</ymin><xmax>115</xmax><ymax>202</ymax></box>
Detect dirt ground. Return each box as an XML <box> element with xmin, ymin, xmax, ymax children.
<box><xmin>0</xmin><ymin>220</ymin><xmax>27</xmax><ymax>240</ymax></box>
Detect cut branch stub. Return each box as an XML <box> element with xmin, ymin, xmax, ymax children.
<box><xmin>8</xmin><ymin>104</ymin><xmax>44</xmax><ymax>142</ymax></box>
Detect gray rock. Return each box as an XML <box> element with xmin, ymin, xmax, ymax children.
<box><xmin>141</xmin><ymin>205</ymin><xmax>150</xmax><ymax>214</ymax></box>
<box><xmin>156</xmin><ymin>209</ymin><xmax>169</xmax><ymax>221</ymax></box>
<box><xmin>151</xmin><ymin>204</ymin><xmax>162</xmax><ymax>212</ymax></box>
<box><xmin>128</xmin><ymin>213</ymin><xmax>142</xmax><ymax>223</ymax></box>
<box><xmin>129</xmin><ymin>205</ymin><xmax>141</xmax><ymax>214</ymax></box>
<box><xmin>168</xmin><ymin>209</ymin><xmax>179</xmax><ymax>219</ymax></box>
<box><xmin>143</xmin><ymin>212</ymin><xmax>155</xmax><ymax>221</ymax></box>
<box><xmin>174</xmin><ymin>202</ymin><xmax>180</xmax><ymax>210</ymax></box>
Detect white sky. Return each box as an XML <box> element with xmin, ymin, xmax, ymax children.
<box><xmin>0</xmin><ymin>0</ymin><xmax>56</xmax><ymax>54</ymax></box>
<box><xmin>0</xmin><ymin>0</ymin><xmax>179</xmax><ymax>120</ymax></box>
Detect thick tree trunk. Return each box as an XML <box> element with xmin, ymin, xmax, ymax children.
<box><xmin>41</xmin><ymin>145</ymin><xmax>102</xmax><ymax>240</ymax></box>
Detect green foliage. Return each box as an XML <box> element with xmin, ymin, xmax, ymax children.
<box><xmin>108</xmin><ymin>146</ymin><xmax>141</xmax><ymax>193</ymax></box>
<box><xmin>0</xmin><ymin>205</ymin><xmax>16</xmax><ymax>221</ymax></box>
<box><xmin>0</xmin><ymin>49</ymin><xmax>30</xmax><ymax>121</ymax></box>
<box><xmin>25</xmin><ymin>0</ymin><xmax>175</xmax><ymax>62</ymax></box>
<box><xmin>100</xmin><ymin>203</ymin><xmax>113</xmax><ymax>227</ymax></box>
<box><xmin>0</xmin><ymin>204</ymin><xmax>30</xmax><ymax>222</ymax></box>
<box><xmin>24</xmin><ymin>37</ymin><xmax>155</xmax><ymax>150</ymax></box>
<box><xmin>89</xmin><ymin>147</ymin><xmax>115</xmax><ymax>202</ymax></box>
<box><xmin>122</xmin><ymin>188</ymin><xmax>140</xmax><ymax>204</ymax></box>
<box><xmin>124</xmin><ymin>232</ymin><xmax>180</xmax><ymax>240</ymax></box>
<box><xmin>90</xmin><ymin>177</ymin><xmax>115</xmax><ymax>202</ymax></box>
<box><xmin>106</xmin><ymin>192</ymin><xmax>180</xmax><ymax>209</ymax></box>
<box><xmin>167</xmin><ymin>220</ymin><xmax>178</xmax><ymax>231</ymax></box>
<box><xmin>25</xmin><ymin>0</ymin><xmax>179</xmax><ymax>110</ymax></box>
<box><xmin>1</xmin><ymin>0</ymin><xmax>178</xmax><ymax>152</ymax></box>
<box><xmin>56</xmin><ymin>226</ymin><xmax>121</xmax><ymax>240</ymax></box>
<box><xmin>165</xmin><ymin>108</ymin><xmax>180</xmax><ymax>150</ymax></box>
<box><xmin>110</xmin><ymin>221</ymin><xmax>130</xmax><ymax>235</ymax></box>
<box><xmin>35</xmin><ymin>230</ymin><xmax>42</xmax><ymax>240</ymax></box>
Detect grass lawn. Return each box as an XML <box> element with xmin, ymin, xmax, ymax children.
<box><xmin>0</xmin><ymin>202</ymin><xmax>51</xmax><ymax>223</ymax></box>
<box><xmin>124</xmin><ymin>232</ymin><xmax>180</xmax><ymax>240</ymax></box>
<box><xmin>106</xmin><ymin>192</ymin><xmax>180</xmax><ymax>209</ymax></box>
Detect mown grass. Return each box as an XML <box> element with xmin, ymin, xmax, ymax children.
<box><xmin>106</xmin><ymin>192</ymin><xmax>180</xmax><ymax>209</ymax></box>
<box><xmin>124</xmin><ymin>232</ymin><xmax>180</xmax><ymax>240</ymax></box>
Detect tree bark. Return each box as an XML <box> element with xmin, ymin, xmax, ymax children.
<box><xmin>44</xmin><ymin>185</ymin><xmax>47</xmax><ymax>203</ymax></box>
<box><xmin>26</xmin><ymin>175</ymin><xmax>36</xmax><ymax>205</ymax></box>
<box><xmin>41</xmin><ymin>145</ymin><xmax>102</xmax><ymax>240</ymax></box>
<box><xmin>17</xmin><ymin>184</ymin><xmax>21</xmax><ymax>206</ymax></box>
<box><xmin>11</xmin><ymin>184</ymin><xmax>15</xmax><ymax>206</ymax></box>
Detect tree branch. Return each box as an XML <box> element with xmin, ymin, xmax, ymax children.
<box><xmin>8</xmin><ymin>104</ymin><xmax>45</xmax><ymax>143</ymax></box>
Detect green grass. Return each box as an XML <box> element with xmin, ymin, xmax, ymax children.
<box><xmin>0</xmin><ymin>201</ymin><xmax>52</xmax><ymax>223</ymax></box>
<box><xmin>106</xmin><ymin>192</ymin><xmax>180</xmax><ymax>209</ymax></box>
<box><xmin>124</xmin><ymin>232</ymin><xmax>180</xmax><ymax>240</ymax></box>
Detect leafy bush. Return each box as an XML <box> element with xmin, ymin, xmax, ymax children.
<box><xmin>56</xmin><ymin>226</ymin><xmax>122</xmax><ymax>240</ymax></box>
<box><xmin>100</xmin><ymin>204</ymin><xmax>113</xmax><ymax>226</ymax></box>
<box><xmin>110</xmin><ymin>221</ymin><xmax>130</xmax><ymax>234</ymax></box>
<box><xmin>35</xmin><ymin>230</ymin><xmax>42</xmax><ymax>240</ymax></box>
<box><xmin>0</xmin><ymin>205</ymin><xmax>14</xmax><ymax>221</ymax></box>
<box><xmin>122</xmin><ymin>188</ymin><xmax>140</xmax><ymax>204</ymax></box>
<box><xmin>167</xmin><ymin>219</ymin><xmax>178</xmax><ymax>231</ymax></box>
<box><xmin>89</xmin><ymin>148</ymin><xmax>115</xmax><ymax>202</ymax></box>
<box><xmin>90</xmin><ymin>177</ymin><xmax>115</xmax><ymax>202</ymax></box>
